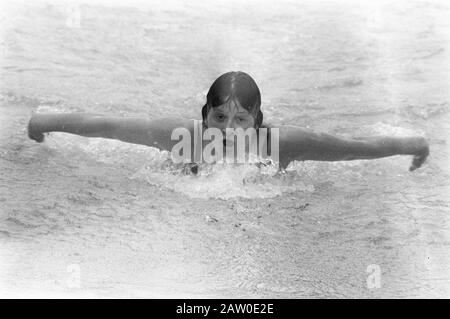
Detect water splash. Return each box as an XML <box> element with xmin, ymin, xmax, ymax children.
<box><xmin>132</xmin><ymin>160</ymin><xmax>315</xmax><ymax>199</ymax></box>
<box><xmin>41</xmin><ymin>131</ymin><xmax>314</xmax><ymax>199</ymax></box>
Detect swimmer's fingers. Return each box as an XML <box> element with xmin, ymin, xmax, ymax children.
<box><xmin>27</xmin><ymin>116</ymin><xmax>45</xmax><ymax>143</ymax></box>
<box><xmin>409</xmin><ymin>154</ymin><xmax>427</xmax><ymax>171</ymax></box>
<box><xmin>409</xmin><ymin>141</ymin><xmax>429</xmax><ymax>171</ymax></box>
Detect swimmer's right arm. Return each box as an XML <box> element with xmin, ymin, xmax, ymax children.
<box><xmin>27</xmin><ymin>112</ymin><xmax>194</xmax><ymax>151</ymax></box>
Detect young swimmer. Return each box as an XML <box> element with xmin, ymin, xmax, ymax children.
<box><xmin>27</xmin><ymin>71</ymin><xmax>429</xmax><ymax>171</ymax></box>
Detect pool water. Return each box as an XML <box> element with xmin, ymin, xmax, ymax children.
<box><xmin>0</xmin><ymin>0</ymin><xmax>449</xmax><ymax>297</ymax></box>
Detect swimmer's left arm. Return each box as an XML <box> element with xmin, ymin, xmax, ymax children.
<box><xmin>277</xmin><ymin>126</ymin><xmax>429</xmax><ymax>171</ymax></box>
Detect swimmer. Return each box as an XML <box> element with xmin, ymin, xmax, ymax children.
<box><xmin>27</xmin><ymin>71</ymin><xmax>429</xmax><ymax>171</ymax></box>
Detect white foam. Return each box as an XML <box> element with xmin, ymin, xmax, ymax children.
<box><xmin>132</xmin><ymin>161</ymin><xmax>315</xmax><ymax>199</ymax></box>
<box><xmin>367</xmin><ymin>122</ymin><xmax>423</xmax><ymax>137</ymax></box>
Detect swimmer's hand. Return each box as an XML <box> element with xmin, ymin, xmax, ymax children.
<box><xmin>27</xmin><ymin>115</ymin><xmax>45</xmax><ymax>143</ymax></box>
<box><xmin>408</xmin><ymin>137</ymin><xmax>429</xmax><ymax>171</ymax></box>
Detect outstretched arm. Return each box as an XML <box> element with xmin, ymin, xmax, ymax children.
<box><xmin>278</xmin><ymin>126</ymin><xmax>429</xmax><ymax>171</ymax></box>
<box><xmin>27</xmin><ymin>112</ymin><xmax>194</xmax><ymax>152</ymax></box>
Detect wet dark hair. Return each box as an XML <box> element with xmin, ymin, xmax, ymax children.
<box><xmin>202</xmin><ymin>71</ymin><xmax>263</xmax><ymax>128</ymax></box>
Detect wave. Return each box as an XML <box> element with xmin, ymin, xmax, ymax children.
<box><xmin>316</xmin><ymin>78</ymin><xmax>363</xmax><ymax>91</ymax></box>
<box><xmin>413</xmin><ymin>47</ymin><xmax>445</xmax><ymax>60</ymax></box>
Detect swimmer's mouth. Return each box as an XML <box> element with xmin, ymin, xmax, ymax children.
<box><xmin>223</xmin><ymin>138</ymin><xmax>234</xmax><ymax>147</ymax></box>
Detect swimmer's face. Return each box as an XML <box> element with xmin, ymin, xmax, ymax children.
<box><xmin>205</xmin><ymin>100</ymin><xmax>256</xmax><ymax>132</ymax></box>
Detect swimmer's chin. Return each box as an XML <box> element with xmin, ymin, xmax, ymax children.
<box><xmin>223</xmin><ymin>138</ymin><xmax>234</xmax><ymax>148</ymax></box>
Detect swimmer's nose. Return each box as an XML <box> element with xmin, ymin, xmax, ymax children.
<box><xmin>224</xmin><ymin>117</ymin><xmax>238</xmax><ymax>129</ymax></box>
<box><xmin>222</xmin><ymin>119</ymin><xmax>240</xmax><ymax>136</ymax></box>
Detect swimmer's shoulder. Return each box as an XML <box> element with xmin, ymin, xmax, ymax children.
<box><xmin>150</xmin><ymin>117</ymin><xmax>200</xmax><ymax>135</ymax></box>
<box><xmin>258</xmin><ymin>122</ymin><xmax>311</xmax><ymax>151</ymax></box>
<box><xmin>260</xmin><ymin>122</ymin><xmax>272</xmax><ymax>129</ymax></box>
